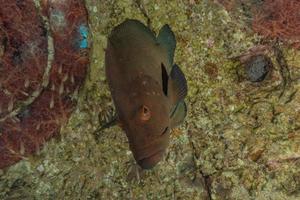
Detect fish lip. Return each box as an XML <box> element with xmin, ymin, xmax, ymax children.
<box><xmin>137</xmin><ymin>149</ymin><xmax>165</xmax><ymax>169</ymax></box>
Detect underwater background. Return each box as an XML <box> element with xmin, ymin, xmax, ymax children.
<box><xmin>1</xmin><ymin>0</ymin><xmax>300</xmax><ymax>199</ymax></box>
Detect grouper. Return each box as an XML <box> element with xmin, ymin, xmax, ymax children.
<box><xmin>105</xmin><ymin>19</ymin><xmax>187</xmax><ymax>169</ymax></box>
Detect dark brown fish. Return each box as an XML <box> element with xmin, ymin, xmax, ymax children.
<box><xmin>105</xmin><ymin>19</ymin><xmax>187</xmax><ymax>169</ymax></box>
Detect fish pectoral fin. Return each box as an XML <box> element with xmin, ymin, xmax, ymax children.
<box><xmin>95</xmin><ymin>114</ymin><xmax>118</xmax><ymax>132</ymax></box>
<box><xmin>157</xmin><ymin>24</ymin><xmax>176</xmax><ymax>65</ymax></box>
<box><xmin>169</xmin><ymin>64</ymin><xmax>187</xmax><ymax>103</ymax></box>
<box><xmin>93</xmin><ymin>114</ymin><xmax>119</xmax><ymax>142</ymax></box>
<box><xmin>170</xmin><ymin>100</ymin><xmax>187</xmax><ymax>128</ymax></box>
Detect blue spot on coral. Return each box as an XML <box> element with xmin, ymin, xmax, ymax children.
<box><xmin>79</xmin><ymin>25</ymin><xmax>88</xmax><ymax>49</ymax></box>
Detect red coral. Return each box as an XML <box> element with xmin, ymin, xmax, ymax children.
<box><xmin>0</xmin><ymin>0</ymin><xmax>48</xmax><ymax>118</ymax></box>
<box><xmin>0</xmin><ymin>0</ymin><xmax>89</xmax><ymax>169</ymax></box>
<box><xmin>252</xmin><ymin>0</ymin><xmax>300</xmax><ymax>49</ymax></box>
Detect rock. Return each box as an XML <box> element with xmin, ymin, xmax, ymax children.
<box><xmin>245</xmin><ymin>55</ymin><xmax>272</xmax><ymax>82</ymax></box>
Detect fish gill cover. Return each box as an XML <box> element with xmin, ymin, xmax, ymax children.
<box><xmin>0</xmin><ymin>0</ymin><xmax>89</xmax><ymax>169</ymax></box>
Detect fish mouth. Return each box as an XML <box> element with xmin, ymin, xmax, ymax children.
<box><xmin>137</xmin><ymin>150</ymin><xmax>165</xmax><ymax>169</ymax></box>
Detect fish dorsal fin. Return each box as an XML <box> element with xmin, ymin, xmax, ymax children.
<box><xmin>111</xmin><ymin>19</ymin><xmax>156</xmax><ymax>42</ymax></box>
<box><xmin>161</xmin><ymin>63</ymin><xmax>169</xmax><ymax>96</ymax></box>
<box><xmin>157</xmin><ymin>24</ymin><xmax>176</xmax><ymax>65</ymax></box>
<box><xmin>170</xmin><ymin>101</ymin><xmax>187</xmax><ymax>128</ymax></box>
<box><xmin>169</xmin><ymin>64</ymin><xmax>187</xmax><ymax>103</ymax></box>
<box><xmin>125</xmin><ymin>19</ymin><xmax>156</xmax><ymax>38</ymax></box>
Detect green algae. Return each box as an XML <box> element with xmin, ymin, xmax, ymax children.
<box><xmin>1</xmin><ymin>0</ymin><xmax>300</xmax><ymax>199</ymax></box>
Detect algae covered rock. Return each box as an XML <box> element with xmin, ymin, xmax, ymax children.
<box><xmin>1</xmin><ymin>0</ymin><xmax>299</xmax><ymax>199</ymax></box>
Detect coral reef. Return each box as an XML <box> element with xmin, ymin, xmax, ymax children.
<box><xmin>0</xmin><ymin>0</ymin><xmax>89</xmax><ymax>169</ymax></box>
<box><xmin>0</xmin><ymin>0</ymin><xmax>299</xmax><ymax>199</ymax></box>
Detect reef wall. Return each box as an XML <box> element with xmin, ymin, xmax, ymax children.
<box><xmin>0</xmin><ymin>0</ymin><xmax>299</xmax><ymax>199</ymax></box>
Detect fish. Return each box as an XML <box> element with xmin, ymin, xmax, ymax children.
<box><xmin>105</xmin><ymin>19</ymin><xmax>187</xmax><ymax>169</ymax></box>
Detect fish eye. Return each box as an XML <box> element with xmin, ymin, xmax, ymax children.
<box><xmin>140</xmin><ymin>105</ymin><xmax>151</xmax><ymax>121</ymax></box>
<box><xmin>161</xmin><ymin>127</ymin><xmax>169</xmax><ymax>135</ymax></box>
